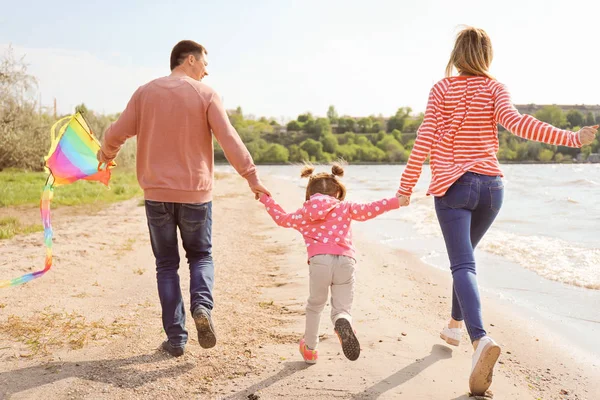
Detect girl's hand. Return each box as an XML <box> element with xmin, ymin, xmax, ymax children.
<box><xmin>578</xmin><ymin>125</ymin><xmax>599</xmax><ymax>146</ymax></box>
<box><xmin>397</xmin><ymin>194</ymin><xmax>411</xmax><ymax>207</ymax></box>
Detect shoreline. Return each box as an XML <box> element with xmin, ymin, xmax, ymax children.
<box><xmin>362</xmin><ymin>212</ymin><xmax>600</xmax><ymax>362</ymax></box>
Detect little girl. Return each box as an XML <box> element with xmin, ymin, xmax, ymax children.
<box><xmin>258</xmin><ymin>163</ymin><xmax>404</xmax><ymax>364</ymax></box>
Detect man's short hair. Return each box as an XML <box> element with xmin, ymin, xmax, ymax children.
<box><xmin>170</xmin><ymin>40</ymin><xmax>207</xmax><ymax>71</ymax></box>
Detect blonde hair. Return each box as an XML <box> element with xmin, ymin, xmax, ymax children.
<box><xmin>301</xmin><ymin>162</ymin><xmax>347</xmax><ymax>201</ymax></box>
<box><xmin>445</xmin><ymin>26</ymin><xmax>494</xmax><ymax>79</ymax></box>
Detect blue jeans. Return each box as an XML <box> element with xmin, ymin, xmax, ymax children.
<box><xmin>434</xmin><ymin>172</ymin><xmax>504</xmax><ymax>342</ymax></box>
<box><xmin>145</xmin><ymin>200</ymin><xmax>214</xmax><ymax>348</ymax></box>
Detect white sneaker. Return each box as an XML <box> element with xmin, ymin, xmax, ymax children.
<box><xmin>440</xmin><ymin>323</ymin><xmax>462</xmax><ymax>346</ymax></box>
<box><xmin>469</xmin><ymin>336</ymin><xmax>501</xmax><ymax>396</ymax></box>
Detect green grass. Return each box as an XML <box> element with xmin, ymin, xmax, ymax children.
<box><xmin>0</xmin><ymin>168</ymin><xmax>142</xmax><ymax>208</ymax></box>
<box><xmin>0</xmin><ymin>217</ymin><xmax>43</xmax><ymax>239</ymax></box>
<box><xmin>0</xmin><ymin>169</ymin><xmax>141</xmax><ymax>240</ymax></box>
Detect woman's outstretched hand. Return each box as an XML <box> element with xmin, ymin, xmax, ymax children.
<box><xmin>578</xmin><ymin>125</ymin><xmax>599</xmax><ymax>146</ymax></box>
<box><xmin>397</xmin><ymin>193</ymin><xmax>411</xmax><ymax>207</ymax></box>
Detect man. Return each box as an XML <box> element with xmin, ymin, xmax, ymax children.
<box><xmin>98</xmin><ymin>40</ymin><xmax>270</xmax><ymax>357</ymax></box>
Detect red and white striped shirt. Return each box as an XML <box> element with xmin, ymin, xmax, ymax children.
<box><xmin>397</xmin><ymin>76</ymin><xmax>582</xmax><ymax>197</ymax></box>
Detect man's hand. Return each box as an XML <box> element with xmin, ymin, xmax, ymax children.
<box><xmin>250</xmin><ymin>181</ymin><xmax>271</xmax><ymax>200</ymax></box>
<box><xmin>96</xmin><ymin>149</ymin><xmax>112</xmax><ymax>164</ymax></box>
<box><xmin>578</xmin><ymin>125</ymin><xmax>599</xmax><ymax>146</ymax></box>
<box><xmin>396</xmin><ymin>193</ymin><xmax>410</xmax><ymax>207</ymax></box>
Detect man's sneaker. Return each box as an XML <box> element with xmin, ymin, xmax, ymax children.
<box><xmin>334</xmin><ymin>318</ymin><xmax>360</xmax><ymax>361</ymax></box>
<box><xmin>161</xmin><ymin>340</ymin><xmax>184</xmax><ymax>357</ymax></box>
<box><xmin>440</xmin><ymin>322</ymin><xmax>462</xmax><ymax>346</ymax></box>
<box><xmin>192</xmin><ymin>307</ymin><xmax>217</xmax><ymax>349</ymax></box>
<box><xmin>469</xmin><ymin>336</ymin><xmax>501</xmax><ymax>396</ymax></box>
<box><xmin>299</xmin><ymin>338</ymin><xmax>318</xmax><ymax>364</ymax></box>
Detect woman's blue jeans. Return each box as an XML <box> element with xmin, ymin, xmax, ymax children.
<box><xmin>434</xmin><ymin>172</ymin><xmax>504</xmax><ymax>342</ymax></box>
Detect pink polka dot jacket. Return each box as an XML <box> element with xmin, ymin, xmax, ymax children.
<box><xmin>259</xmin><ymin>193</ymin><xmax>400</xmax><ymax>260</ymax></box>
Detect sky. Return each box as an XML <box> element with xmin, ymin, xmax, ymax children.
<box><xmin>1</xmin><ymin>0</ymin><xmax>599</xmax><ymax>121</ymax></box>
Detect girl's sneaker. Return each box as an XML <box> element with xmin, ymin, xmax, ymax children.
<box><xmin>440</xmin><ymin>322</ymin><xmax>462</xmax><ymax>346</ymax></box>
<box><xmin>334</xmin><ymin>318</ymin><xmax>361</xmax><ymax>361</ymax></box>
<box><xmin>469</xmin><ymin>336</ymin><xmax>501</xmax><ymax>396</ymax></box>
<box><xmin>299</xmin><ymin>338</ymin><xmax>318</xmax><ymax>364</ymax></box>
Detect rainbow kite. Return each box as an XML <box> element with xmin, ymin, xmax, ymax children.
<box><xmin>0</xmin><ymin>112</ymin><xmax>115</xmax><ymax>288</ymax></box>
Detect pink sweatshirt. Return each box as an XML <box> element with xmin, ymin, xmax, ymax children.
<box><xmin>260</xmin><ymin>193</ymin><xmax>400</xmax><ymax>260</ymax></box>
<box><xmin>99</xmin><ymin>72</ymin><xmax>259</xmax><ymax>204</ymax></box>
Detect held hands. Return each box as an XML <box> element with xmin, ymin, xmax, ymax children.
<box><xmin>578</xmin><ymin>125</ymin><xmax>599</xmax><ymax>146</ymax></box>
<box><xmin>396</xmin><ymin>193</ymin><xmax>411</xmax><ymax>207</ymax></box>
<box><xmin>250</xmin><ymin>180</ymin><xmax>271</xmax><ymax>200</ymax></box>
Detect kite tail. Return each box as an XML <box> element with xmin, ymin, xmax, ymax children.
<box><xmin>0</xmin><ymin>180</ymin><xmax>54</xmax><ymax>288</ymax></box>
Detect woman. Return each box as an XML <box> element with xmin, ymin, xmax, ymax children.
<box><xmin>397</xmin><ymin>26</ymin><xmax>597</xmax><ymax>395</ymax></box>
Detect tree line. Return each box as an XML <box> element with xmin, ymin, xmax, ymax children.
<box><xmin>218</xmin><ymin>104</ymin><xmax>600</xmax><ymax>164</ymax></box>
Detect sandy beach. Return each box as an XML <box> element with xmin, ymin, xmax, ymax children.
<box><xmin>0</xmin><ymin>172</ymin><xmax>598</xmax><ymax>399</ymax></box>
